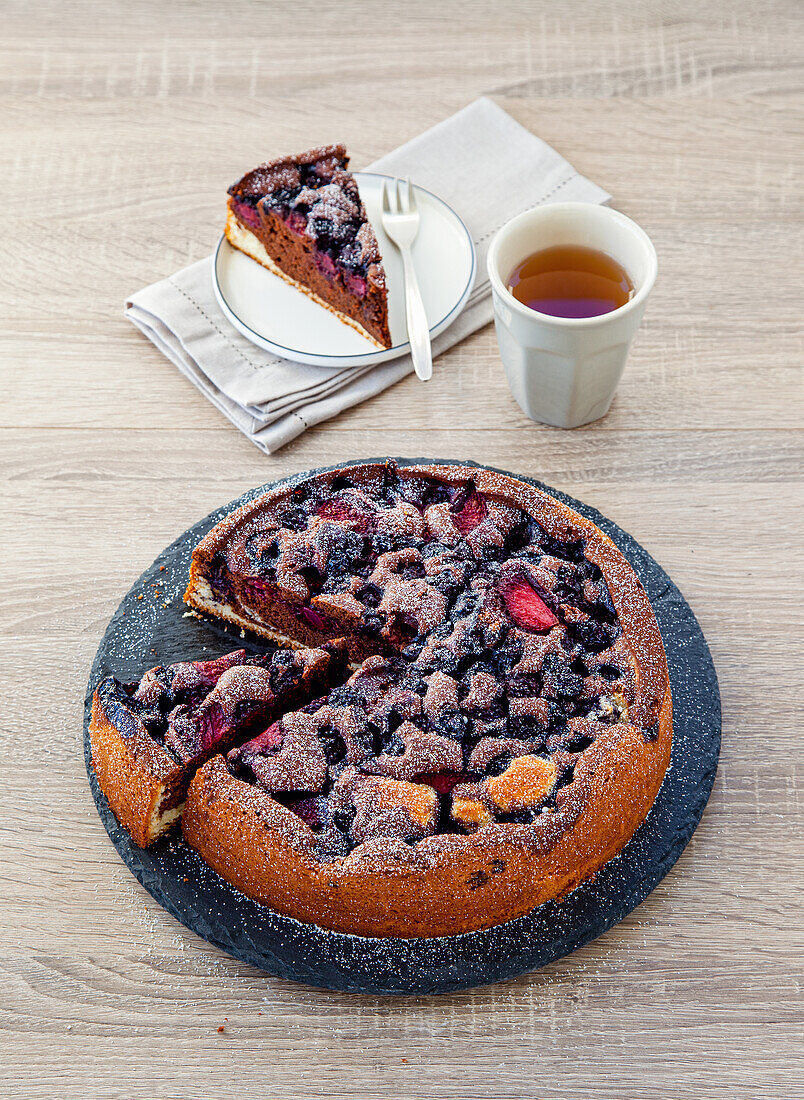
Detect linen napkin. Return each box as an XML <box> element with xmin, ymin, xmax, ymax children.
<box><xmin>126</xmin><ymin>97</ymin><xmax>610</xmax><ymax>453</ymax></box>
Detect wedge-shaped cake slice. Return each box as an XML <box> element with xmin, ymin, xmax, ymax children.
<box><xmin>225</xmin><ymin>144</ymin><xmax>391</xmax><ymax>348</ymax></box>
<box><xmin>89</xmin><ymin>641</ymin><xmax>347</xmax><ymax>847</ymax></box>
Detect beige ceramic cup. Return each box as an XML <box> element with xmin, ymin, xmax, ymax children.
<box><xmin>487</xmin><ymin>203</ymin><xmax>657</xmax><ymax>428</ymax></box>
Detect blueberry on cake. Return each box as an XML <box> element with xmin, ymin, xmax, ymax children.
<box><xmin>176</xmin><ymin>462</ymin><xmax>672</xmax><ymax>937</ymax></box>
<box><xmin>90</xmin><ymin>641</ymin><xmax>347</xmax><ymax>847</ymax></box>
<box><xmin>225</xmin><ymin>145</ymin><xmax>391</xmax><ymax>348</ymax></box>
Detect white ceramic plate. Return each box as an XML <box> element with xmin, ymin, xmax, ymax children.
<box><xmin>212</xmin><ymin>172</ymin><xmax>476</xmax><ymax>367</ymax></box>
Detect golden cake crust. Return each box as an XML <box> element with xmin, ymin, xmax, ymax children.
<box><xmin>90</xmin><ymin>693</ymin><xmax>188</xmax><ymax>848</ymax></box>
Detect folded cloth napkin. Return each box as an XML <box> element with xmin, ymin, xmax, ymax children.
<box><xmin>126</xmin><ymin>96</ymin><xmax>609</xmax><ymax>453</ymax></box>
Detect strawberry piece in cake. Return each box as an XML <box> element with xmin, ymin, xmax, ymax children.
<box><xmin>499</xmin><ymin>574</ymin><xmax>559</xmax><ymax>632</ymax></box>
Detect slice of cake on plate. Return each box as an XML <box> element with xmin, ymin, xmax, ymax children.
<box><xmin>226</xmin><ymin>144</ymin><xmax>392</xmax><ymax>349</ymax></box>
<box><xmin>89</xmin><ymin>641</ymin><xmax>347</xmax><ymax>847</ymax></box>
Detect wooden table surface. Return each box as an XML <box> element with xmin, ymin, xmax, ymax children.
<box><xmin>2</xmin><ymin>1</ymin><xmax>802</xmax><ymax>1096</ymax></box>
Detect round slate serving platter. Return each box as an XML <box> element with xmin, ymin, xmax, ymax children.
<box><xmin>84</xmin><ymin>459</ymin><xmax>721</xmax><ymax>996</ymax></box>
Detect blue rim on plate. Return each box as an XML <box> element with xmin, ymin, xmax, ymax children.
<box><xmin>84</xmin><ymin>459</ymin><xmax>721</xmax><ymax>995</ymax></box>
<box><xmin>212</xmin><ymin>173</ymin><xmax>477</xmax><ymax>367</ymax></box>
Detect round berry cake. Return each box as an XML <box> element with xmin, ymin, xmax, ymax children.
<box><xmin>178</xmin><ymin>462</ymin><xmax>672</xmax><ymax>938</ymax></box>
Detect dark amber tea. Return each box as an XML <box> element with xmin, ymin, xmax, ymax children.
<box><xmin>507</xmin><ymin>244</ymin><xmax>634</xmax><ymax>319</ymax></box>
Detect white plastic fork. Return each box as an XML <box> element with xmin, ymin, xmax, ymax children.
<box><xmin>381</xmin><ymin>178</ymin><xmax>432</xmax><ymax>382</ymax></box>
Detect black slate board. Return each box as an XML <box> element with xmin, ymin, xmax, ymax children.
<box><xmin>84</xmin><ymin>459</ymin><xmax>721</xmax><ymax>995</ymax></box>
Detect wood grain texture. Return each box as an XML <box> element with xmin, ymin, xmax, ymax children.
<box><xmin>1</xmin><ymin>0</ymin><xmax>802</xmax><ymax>1096</ymax></box>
